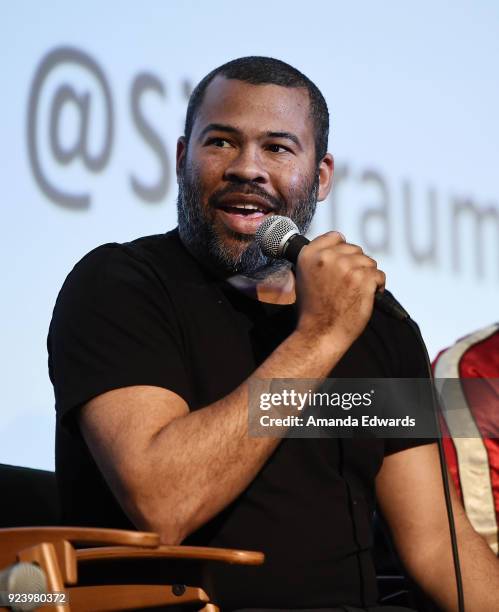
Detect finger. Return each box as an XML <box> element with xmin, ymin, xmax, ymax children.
<box><xmin>330</xmin><ymin>243</ymin><xmax>366</xmax><ymax>256</ymax></box>
<box><xmin>375</xmin><ymin>270</ymin><xmax>386</xmax><ymax>292</ymax></box>
<box><xmin>350</xmin><ymin>267</ymin><xmax>385</xmax><ymax>294</ymax></box>
<box><xmin>310</xmin><ymin>230</ymin><xmax>346</xmax><ymax>248</ymax></box>
<box><xmin>335</xmin><ymin>253</ymin><xmax>378</xmax><ymax>270</ymax></box>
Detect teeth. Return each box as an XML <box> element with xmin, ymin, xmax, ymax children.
<box><xmin>223</xmin><ymin>203</ymin><xmax>267</xmax><ymax>213</ymax></box>
<box><xmin>232</xmin><ymin>203</ymin><xmax>262</xmax><ymax>211</ymax></box>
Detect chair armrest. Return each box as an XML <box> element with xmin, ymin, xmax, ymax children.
<box><xmin>77</xmin><ymin>545</ymin><xmax>265</xmax><ymax>565</ymax></box>
<box><xmin>68</xmin><ymin>584</ymin><xmax>209</xmax><ymax>611</ymax></box>
<box><xmin>0</xmin><ymin>527</ymin><xmax>158</xmax><ymax>548</ymax></box>
<box><xmin>0</xmin><ymin>527</ymin><xmax>159</xmax><ymax>568</ymax></box>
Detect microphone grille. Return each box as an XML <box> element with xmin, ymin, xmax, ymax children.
<box><xmin>255</xmin><ymin>215</ymin><xmax>299</xmax><ymax>258</ymax></box>
<box><xmin>4</xmin><ymin>563</ymin><xmax>47</xmax><ymax>610</ymax></box>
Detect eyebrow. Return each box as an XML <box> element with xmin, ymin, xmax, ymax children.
<box><xmin>199</xmin><ymin>123</ymin><xmax>240</xmax><ymax>140</ymax></box>
<box><xmin>199</xmin><ymin>123</ymin><xmax>303</xmax><ymax>150</ymax></box>
<box><xmin>265</xmin><ymin>131</ymin><xmax>303</xmax><ymax>150</ymax></box>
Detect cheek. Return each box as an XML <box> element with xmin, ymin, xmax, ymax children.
<box><xmin>277</xmin><ymin>168</ymin><xmax>312</xmax><ymax>200</ymax></box>
<box><xmin>284</xmin><ymin>172</ymin><xmax>303</xmax><ymax>189</ymax></box>
<box><xmin>189</xmin><ymin>154</ymin><xmax>226</xmax><ymax>196</ymax></box>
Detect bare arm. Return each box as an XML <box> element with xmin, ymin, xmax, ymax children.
<box><xmin>80</xmin><ymin>232</ymin><xmax>385</xmax><ymax>544</ymax></box>
<box><xmin>376</xmin><ymin>443</ymin><xmax>499</xmax><ymax>611</ymax></box>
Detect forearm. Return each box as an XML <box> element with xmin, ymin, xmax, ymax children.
<box><xmin>405</xmin><ymin>510</ymin><xmax>499</xmax><ymax>611</ymax></box>
<box><xmin>135</xmin><ymin>327</ymin><xmax>350</xmax><ymax>543</ymax></box>
<box><xmin>377</xmin><ymin>444</ymin><xmax>499</xmax><ymax>611</ymax></box>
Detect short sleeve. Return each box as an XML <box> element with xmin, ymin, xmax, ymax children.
<box><xmin>48</xmin><ymin>244</ymin><xmax>192</xmax><ymax>426</ymax></box>
<box><xmin>383</xmin><ymin>316</ymin><xmax>437</xmax><ymax>456</ymax></box>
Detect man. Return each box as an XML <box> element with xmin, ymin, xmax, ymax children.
<box><xmin>49</xmin><ymin>57</ymin><xmax>499</xmax><ymax>610</ymax></box>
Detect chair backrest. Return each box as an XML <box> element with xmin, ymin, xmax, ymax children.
<box><xmin>0</xmin><ymin>463</ymin><xmax>60</xmax><ymax>527</ymax></box>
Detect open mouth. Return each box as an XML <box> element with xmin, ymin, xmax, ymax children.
<box><xmin>213</xmin><ymin>193</ymin><xmax>278</xmax><ymax>234</ymax></box>
<box><xmin>218</xmin><ymin>203</ymin><xmax>271</xmax><ymax>217</ymax></box>
<box><xmin>215</xmin><ymin>200</ymin><xmax>275</xmax><ymax>234</ymax></box>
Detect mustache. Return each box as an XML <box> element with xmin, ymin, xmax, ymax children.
<box><xmin>208</xmin><ymin>184</ymin><xmax>285</xmax><ymax>212</ymax></box>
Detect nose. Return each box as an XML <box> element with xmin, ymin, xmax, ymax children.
<box><xmin>223</xmin><ymin>145</ymin><xmax>269</xmax><ymax>184</ymax></box>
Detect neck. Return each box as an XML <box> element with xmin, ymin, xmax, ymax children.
<box><xmin>227</xmin><ymin>267</ymin><xmax>296</xmax><ymax>305</ymax></box>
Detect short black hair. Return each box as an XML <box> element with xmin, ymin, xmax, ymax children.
<box><xmin>184</xmin><ymin>56</ymin><xmax>329</xmax><ymax>162</ymax></box>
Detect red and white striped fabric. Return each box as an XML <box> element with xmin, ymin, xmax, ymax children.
<box><xmin>433</xmin><ymin>323</ymin><xmax>499</xmax><ymax>554</ymax></box>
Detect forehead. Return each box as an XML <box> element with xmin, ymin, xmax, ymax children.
<box><xmin>192</xmin><ymin>75</ymin><xmax>315</xmax><ymax>147</ymax></box>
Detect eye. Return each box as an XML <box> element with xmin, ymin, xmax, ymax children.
<box><xmin>205</xmin><ymin>137</ymin><xmax>232</xmax><ymax>148</ymax></box>
<box><xmin>267</xmin><ymin>143</ymin><xmax>291</xmax><ymax>153</ymax></box>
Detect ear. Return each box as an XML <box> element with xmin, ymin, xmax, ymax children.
<box><xmin>317</xmin><ymin>153</ymin><xmax>334</xmax><ymax>202</ymax></box>
<box><xmin>176</xmin><ymin>137</ymin><xmax>187</xmax><ymax>181</ymax></box>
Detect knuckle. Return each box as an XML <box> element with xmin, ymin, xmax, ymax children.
<box><xmin>345</xmin><ymin>267</ymin><xmax>363</xmax><ymax>284</ymax></box>
<box><xmin>336</xmin><ymin>254</ymin><xmax>352</xmax><ymax>271</ymax></box>
<box><xmin>314</xmin><ymin>249</ymin><xmax>334</xmax><ymax>266</ymax></box>
<box><xmin>352</xmin><ymin>267</ymin><xmax>365</xmax><ymax>280</ymax></box>
<box><xmin>322</xmin><ymin>230</ymin><xmax>345</xmax><ymax>244</ymax></box>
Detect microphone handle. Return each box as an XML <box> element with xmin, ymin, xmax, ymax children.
<box><xmin>282</xmin><ymin>233</ymin><xmax>310</xmax><ymax>262</ymax></box>
<box><xmin>283</xmin><ymin>233</ymin><xmax>409</xmax><ymax>321</ymax></box>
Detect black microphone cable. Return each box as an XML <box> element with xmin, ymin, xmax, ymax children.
<box><xmin>404</xmin><ymin>316</ymin><xmax>465</xmax><ymax>612</ymax></box>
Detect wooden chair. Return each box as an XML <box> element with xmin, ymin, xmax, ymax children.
<box><xmin>0</xmin><ymin>465</ymin><xmax>264</xmax><ymax>611</ymax></box>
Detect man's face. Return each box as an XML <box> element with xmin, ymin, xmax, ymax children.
<box><xmin>176</xmin><ymin>76</ymin><xmax>332</xmax><ymax>276</ymax></box>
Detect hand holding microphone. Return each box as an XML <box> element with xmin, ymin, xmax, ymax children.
<box><xmin>256</xmin><ymin>216</ymin><xmax>408</xmax><ymax>346</ymax></box>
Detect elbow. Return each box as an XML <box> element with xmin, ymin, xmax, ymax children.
<box><xmin>126</xmin><ymin>486</ymin><xmax>193</xmax><ymax>545</ymax></box>
<box><xmin>129</xmin><ymin>504</ymin><xmax>186</xmax><ymax>545</ymax></box>
<box><xmin>127</xmin><ymin>496</ymin><xmax>186</xmax><ymax>545</ymax></box>
<box><xmin>116</xmin><ymin>459</ymin><xmax>204</xmax><ymax>545</ymax></box>
<box><xmin>140</xmin><ymin>500</ymin><xmax>209</xmax><ymax>545</ymax></box>
<box><xmin>152</xmin><ymin>522</ymin><xmax>186</xmax><ymax>546</ymax></box>
<box><xmin>154</xmin><ymin>501</ymin><xmax>206</xmax><ymax>545</ymax></box>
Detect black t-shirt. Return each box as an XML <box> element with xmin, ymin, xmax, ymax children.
<box><xmin>48</xmin><ymin>229</ymin><xmax>431</xmax><ymax>609</ymax></box>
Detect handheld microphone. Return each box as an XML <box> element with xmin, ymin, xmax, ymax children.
<box><xmin>255</xmin><ymin>215</ymin><xmax>409</xmax><ymax>321</ymax></box>
<box><xmin>0</xmin><ymin>562</ymin><xmax>47</xmax><ymax>611</ymax></box>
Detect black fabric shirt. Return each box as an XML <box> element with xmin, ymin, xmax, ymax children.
<box><xmin>48</xmin><ymin>229</ymin><xmax>431</xmax><ymax>609</ymax></box>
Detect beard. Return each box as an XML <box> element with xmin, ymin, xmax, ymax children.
<box><xmin>177</xmin><ymin>164</ymin><xmax>319</xmax><ymax>279</ymax></box>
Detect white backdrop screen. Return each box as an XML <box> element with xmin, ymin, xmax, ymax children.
<box><xmin>2</xmin><ymin>1</ymin><xmax>498</xmax><ymax>469</ymax></box>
